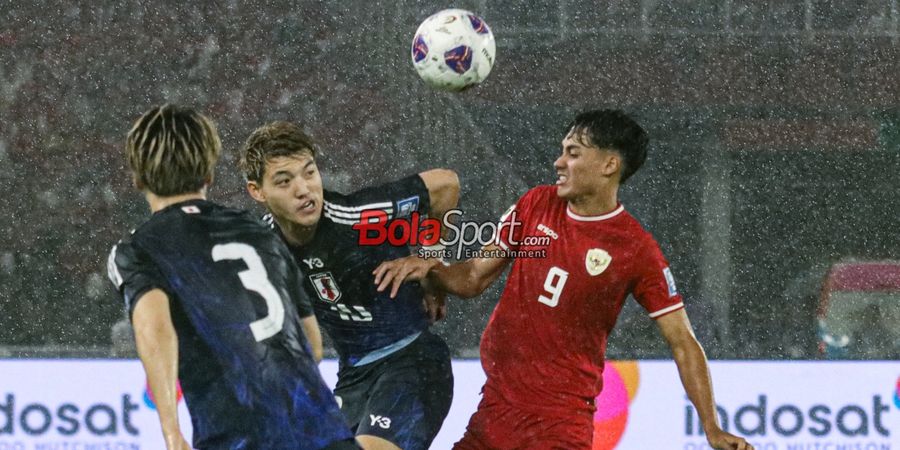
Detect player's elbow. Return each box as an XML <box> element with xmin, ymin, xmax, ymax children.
<box><xmin>454</xmin><ymin>286</ymin><xmax>481</xmax><ymax>299</ymax></box>
<box><xmin>421</xmin><ymin>168</ymin><xmax>460</xmax><ymax>214</ymax></box>
<box><xmin>311</xmin><ymin>346</ymin><xmax>324</xmax><ymax>363</ymax></box>
<box><xmin>455</xmin><ymin>267</ymin><xmax>492</xmax><ymax>299</ymax></box>
<box><xmin>670</xmin><ymin>335</ymin><xmax>705</xmax><ymax>362</ymax></box>
<box><xmin>133</xmin><ymin>320</ymin><xmax>176</xmax><ymax>359</ymax></box>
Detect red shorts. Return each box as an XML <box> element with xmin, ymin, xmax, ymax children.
<box><xmin>453</xmin><ymin>387</ymin><xmax>593</xmax><ymax>450</ymax></box>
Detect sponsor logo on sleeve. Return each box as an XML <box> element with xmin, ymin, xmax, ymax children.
<box><xmin>663</xmin><ymin>267</ymin><xmax>678</xmax><ymax>297</ymax></box>
<box><xmin>396</xmin><ymin>196</ymin><xmax>420</xmax><ymax>218</ymax></box>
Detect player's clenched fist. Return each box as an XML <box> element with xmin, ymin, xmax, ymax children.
<box><xmin>706</xmin><ymin>427</ymin><xmax>754</xmax><ymax>450</ymax></box>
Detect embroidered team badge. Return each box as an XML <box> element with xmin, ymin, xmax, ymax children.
<box><xmin>310</xmin><ymin>272</ymin><xmax>342</xmax><ymax>303</ymax></box>
<box><xmin>585</xmin><ymin>248</ymin><xmax>612</xmax><ymax>276</ymax></box>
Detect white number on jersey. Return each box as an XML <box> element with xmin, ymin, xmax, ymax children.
<box><xmin>538</xmin><ymin>266</ymin><xmax>569</xmax><ymax>307</ymax></box>
<box><xmin>331</xmin><ymin>304</ymin><xmax>373</xmax><ymax>322</ymax></box>
<box><xmin>212</xmin><ymin>243</ymin><xmax>286</xmax><ymax>342</ymax></box>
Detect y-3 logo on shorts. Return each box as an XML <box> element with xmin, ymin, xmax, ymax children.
<box><xmin>369</xmin><ymin>414</ymin><xmax>391</xmax><ymax>429</ymax></box>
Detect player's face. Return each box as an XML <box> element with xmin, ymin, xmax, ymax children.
<box><xmin>253</xmin><ymin>155</ymin><xmax>324</xmax><ymax>228</ymax></box>
<box><xmin>554</xmin><ymin>130</ymin><xmax>618</xmax><ymax>201</ymax></box>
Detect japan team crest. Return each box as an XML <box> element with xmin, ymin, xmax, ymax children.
<box><xmin>585</xmin><ymin>248</ymin><xmax>612</xmax><ymax>276</ymax></box>
<box><xmin>310</xmin><ymin>272</ymin><xmax>342</xmax><ymax>303</ymax></box>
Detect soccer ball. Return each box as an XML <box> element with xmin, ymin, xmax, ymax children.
<box><xmin>411</xmin><ymin>9</ymin><xmax>496</xmax><ymax>91</ymax></box>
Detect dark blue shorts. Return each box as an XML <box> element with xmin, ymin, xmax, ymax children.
<box><xmin>334</xmin><ymin>330</ymin><xmax>453</xmax><ymax>450</ymax></box>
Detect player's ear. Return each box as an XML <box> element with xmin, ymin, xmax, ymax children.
<box><xmin>132</xmin><ymin>174</ymin><xmax>144</xmax><ymax>191</ymax></box>
<box><xmin>246</xmin><ymin>180</ymin><xmax>266</xmax><ymax>203</ymax></box>
<box><xmin>599</xmin><ymin>150</ymin><xmax>621</xmax><ymax>178</ymax></box>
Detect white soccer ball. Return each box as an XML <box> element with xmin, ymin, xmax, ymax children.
<box><xmin>411</xmin><ymin>9</ymin><xmax>496</xmax><ymax>92</ymax></box>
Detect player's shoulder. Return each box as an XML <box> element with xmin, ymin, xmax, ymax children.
<box><xmin>107</xmin><ymin>229</ymin><xmax>145</xmax><ymax>288</ymax></box>
<box><xmin>322</xmin><ymin>188</ymin><xmax>397</xmax><ymax>226</ymax></box>
<box><xmin>209</xmin><ymin>202</ymin><xmax>271</xmax><ymax>229</ymax></box>
<box><xmin>516</xmin><ymin>185</ymin><xmax>562</xmax><ymax>208</ymax></box>
<box><xmin>618</xmin><ymin>208</ymin><xmax>664</xmax><ymax>249</ymax></box>
<box><xmin>141</xmin><ymin>201</ymin><xmax>265</xmax><ymax>237</ymax></box>
<box><xmin>321</xmin><ymin>188</ymin><xmax>359</xmax><ymax>210</ymax></box>
<box><xmin>525</xmin><ymin>184</ymin><xmax>558</xmax><ymax>200</ymax></box>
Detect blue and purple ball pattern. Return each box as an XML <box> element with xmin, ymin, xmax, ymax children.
<box><xmin>444</xmin><ymin>45</ymin><xmax>473</xmax><ymax>74</ymax></box>
<box><xmin>412</xmin><ymin>34</ymin><xmax>428</xmax><ymax>63</ymax></box>
<box><xmin>467</xmin><ymin>14</ymin><xmax>490</xmax><ymax>35</ymax></box>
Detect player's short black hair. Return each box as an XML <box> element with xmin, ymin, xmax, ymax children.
<box><xmin>567</xmin><ymin>109</ymin><xmax>648</xmax><ymax>184</ymax></box>
<box><xmin>240</xmin><ymin>121</ymin><xmax>318</xmax><ymax>183</ymax></box>
<box><xmin>125</xmin><ymin>104</ymin><xmax>221</xmax><ymax>196</ymax></box>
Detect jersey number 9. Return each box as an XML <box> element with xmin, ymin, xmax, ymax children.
<box><xmin>538</xmin><ymin>266</ymin><xmax>569</xmax><ymax>308</ymax></box>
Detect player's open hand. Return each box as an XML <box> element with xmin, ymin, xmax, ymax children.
<box><xmin>373</xmin><ymin>255</ymin><xmax>441</xmax><ymax>298</ymax></box>
<box><xmin>706</xmin><ymin>427</ymin><xmax>753</xmax><ymax>450</ymax></box>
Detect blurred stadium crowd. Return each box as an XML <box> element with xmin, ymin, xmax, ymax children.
<box><xmin>1</xmin><ymin>1</ymin><xmax>898</xmax><ymax>359</ymax></box>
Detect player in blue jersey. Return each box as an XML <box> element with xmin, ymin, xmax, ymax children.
<box><xmin>107</xmin><ymin>105</ymin><xmax>359</xmax><ymax>450</ymax></box>
<box><xmin>239</xmin><ymin>121</ymin><xmax>458</xmax><ymax>450</ymax></box>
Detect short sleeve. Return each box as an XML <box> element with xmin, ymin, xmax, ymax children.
<box><xmin>493</xmin><ymin>188</ymin><xmax>537</xmax><ymax>252</ymax></box>
<box><xmin>107</xmin><ymin>239</ymin><xmax>169</xmax><ymax>317</ymax></box>
<box><xmin>324</xmin><ymin>174</ymin><xmax>431</xmax><ymax>223</ymax></box>
<box><xmin>632</xmin><ymin>239</ymin><xmax>685</xmax><ymax>319</ymax></box>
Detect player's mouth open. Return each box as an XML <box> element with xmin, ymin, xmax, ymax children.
<box><xmin>556</xmin><ymin>174</ymin><xmax>568</xmax><ymax>185</ymax></box>
<box><xmin>297</xmin><ymin>200</ymin><xmax>315</xmax><ymax>212</ymax></box>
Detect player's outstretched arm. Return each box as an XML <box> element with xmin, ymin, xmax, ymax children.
<box><xmin>418</xmin><ymin>169</ymin><xmax>460</xmax><ymax>219</ymax></box>
<box><xmin>417</xmin><ymin>169</ymin><xmax>459</xmax><ymax>322</ymax></box>
<box><xmin>656</xmin><ymin>310</ymin><xmax>754</xmax><ymax>450</ymax></box>
<box><xmin>373</xmin><ymin>244</ymin><xmax>511</xmax><ymax>299</ymax></box>
<box><xmin>132</xmin><ymin>289</ymin><xmax>192</xmax><ymax>450</ymax></box>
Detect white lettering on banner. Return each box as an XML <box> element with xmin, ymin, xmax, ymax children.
<box><xmin>684</xmin><ymin>395</ymin><xmax>892</xmax><ymax>438</ymax></box>
<box><xmin>0</xmin><ymin>443</ymin><xmax>25</xmax><ymax>450</ymax></box>
<box><xmin>619</xmin><ymin>361</ymin><xmax>900</xmax><ymax>449</ymax></box>
<box><xmin>2</xmin><ymin>360</ymin><xmax>900</xmax><ymax>449</ymax></box>
<box><xmin>0</xmin><ymin>393</ymin><xmax>141</xmax><ymax>436</ymax></box>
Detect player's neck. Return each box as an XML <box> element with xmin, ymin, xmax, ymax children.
<box><xmin>567</xmin><ymin>188</ymin><xmax>618</xmax><ymax>217</ymax></box>
<box><xmin>146</xmin><ymin>190</ymin><xmax>207</xmax><ymax>213</ymax></box>
<box><xmin>278</xmin><ymin>219</ymin><xmax>318</xmax><ymax>247</ymax></box>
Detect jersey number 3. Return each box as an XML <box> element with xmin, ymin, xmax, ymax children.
<box><xmin>538</xmin><ymin>266</ymin><xmax>569</xmax><ymax>308</ymax></box>
<box><xmin>213</xmin><ymin>243</ymin><xmax>285</xmax><ymax>342</ymax></box>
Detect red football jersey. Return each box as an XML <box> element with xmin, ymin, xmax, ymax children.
<box><xmin>483</xmin><ymin>185</ymin><xmax>684</xmax><ymax>415</ymax></box>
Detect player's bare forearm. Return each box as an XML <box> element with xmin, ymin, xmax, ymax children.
<box><xmin>132</xmin><ymin>289</ymin><xmax>187</xmax><ymax>446</ymax></box>
<box><xmin>373</xmin><ymin>247</ymin><xmax>509</xmax><ymax>299</ymax></box>
<box><xmin>299</xmin><ymin>315</ymin><xmax>324</xmax><ymax>362</ymax></box>
<box><xmin>428</xmin><ymin>257</ymin><xmax>500</xmax><ymax>298</ymax></box>
<box><xmin>672</xmin><ymin>333</ymin><xmax>718</xmax><ymax>432</ymax></box>
<box><xmin>658</xmin><ymin>310</ymin><xmax>753</xmax><ymax>450</ymax></box>
<box><xmin>419</xmin><ymin>169</ymin><xmax>459</xmax><ymax>220</ymax></box>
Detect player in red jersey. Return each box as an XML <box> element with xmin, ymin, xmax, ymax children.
<box><xmin>373</xmin><ymin>110</ymin><xmax>753</xmax><ymax>450</ymax></box>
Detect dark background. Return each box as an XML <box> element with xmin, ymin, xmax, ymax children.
<box><xmin>0</xmin><ymin>1</ymin><xmax>897</xmax><ymax>359</ymax></box>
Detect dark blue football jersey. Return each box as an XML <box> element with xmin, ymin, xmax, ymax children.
<box><xmin>270</xmin><ymin>175</ymin><xmax>433</xmax><ymax>366</ymax></box>
<box><xmin>108</xmin><ymin>199</ymin><xmax>353</xmax><ymax>450</ymax></box>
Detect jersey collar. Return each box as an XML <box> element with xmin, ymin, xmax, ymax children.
<box><xmin>566</xmin><ymin>203</ymin><xmax>625</xmax><ymax>222</ymax></box>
